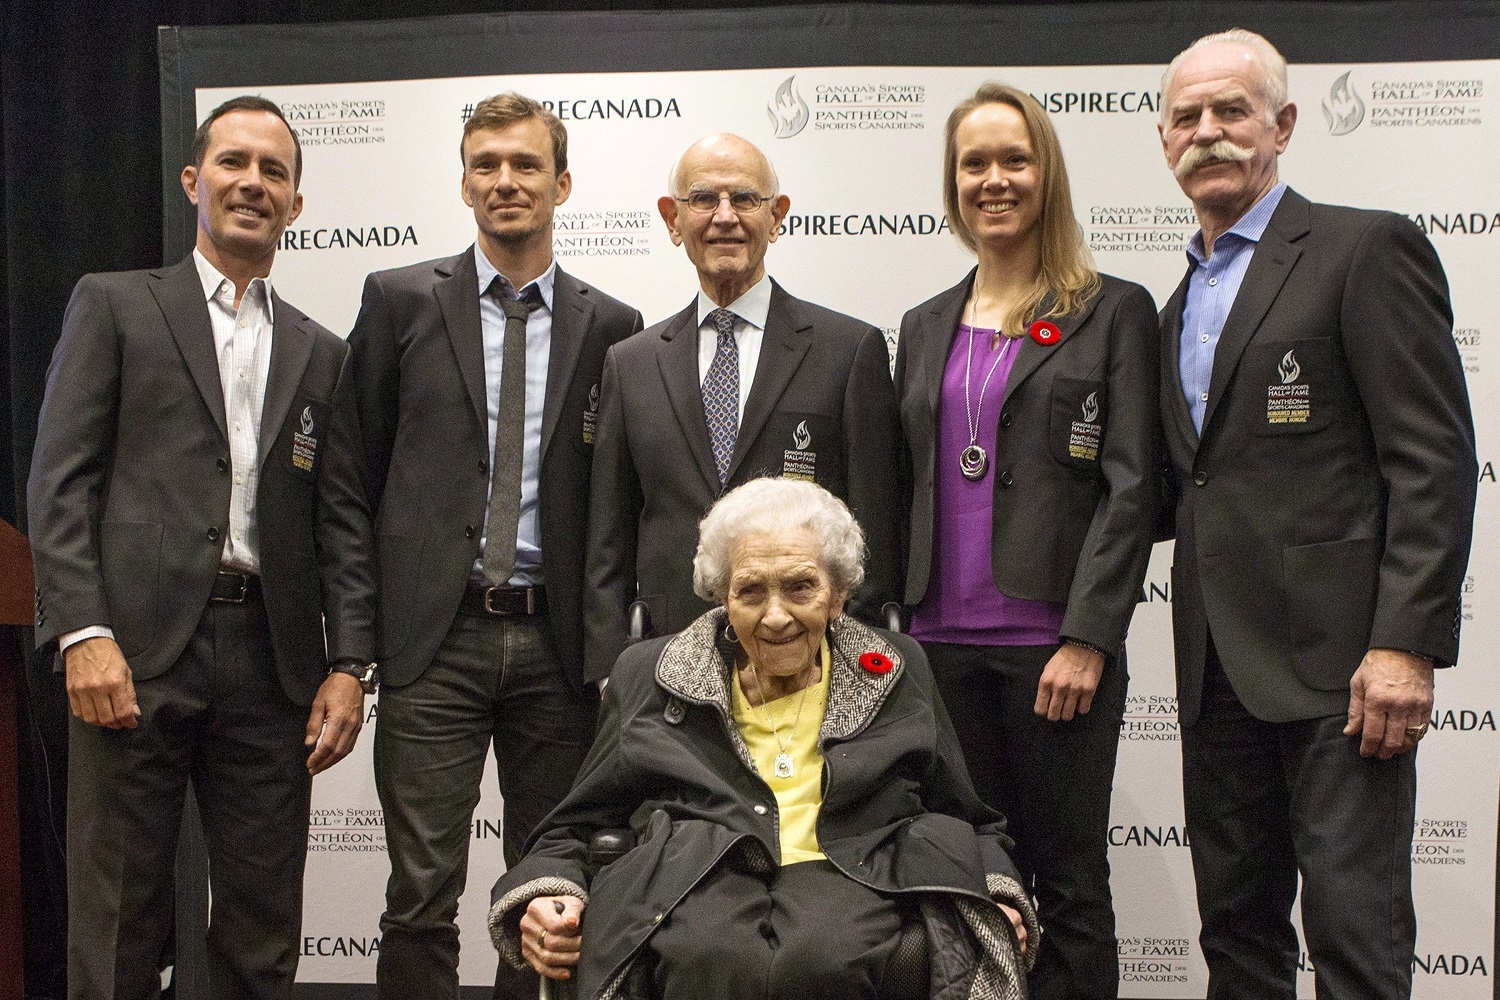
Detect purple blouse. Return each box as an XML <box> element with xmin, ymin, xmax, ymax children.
<box><xmin>908</xmin><ymin>322</ymin><xmax>1065</xmax><ymax>646</ymax></box>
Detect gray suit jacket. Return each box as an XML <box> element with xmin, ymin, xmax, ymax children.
<box><xmin>1159</xmin><ymin>188</ymin><xmax>1477</xmax><ymax>725</ymax></box>
<box><xmin>896</xmin><ymin>270</ymin><xmax>1160</xmax><ymax>656</ymax></box>
<box><xmin>28</xmin><ymin>256</ymin><xmax>375</xmax><ymax>706</ymax></box>
<box><xmin>349</xmin><ymin>249</ymin><xmax>642</xmax><ymax>691</ymax></box>
<box><xmin>583</xmin><ymin>280</ymin><xmax>903</xmax><ymax>682</ymax></box>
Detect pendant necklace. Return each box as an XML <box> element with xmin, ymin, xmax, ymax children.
<box><xmin>747</xmin><ymin>659</ymin><xmax>814</xmax><ymax>778</ymax></box>
<box><xmin>961</xmin><ymin>297</ymin><xmax>1017</xmax><ymax>482</ymax></box>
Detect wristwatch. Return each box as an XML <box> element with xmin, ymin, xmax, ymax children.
<box><xmin>330</xmin><ymin>660</ymin><xmax>379</xmax><ymax>694</ymax></box>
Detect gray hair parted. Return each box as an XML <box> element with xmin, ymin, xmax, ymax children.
<box><xmin>692</xmin><ymin>478</ymin><xmax>866</xmax><ymax>603</ymax></box>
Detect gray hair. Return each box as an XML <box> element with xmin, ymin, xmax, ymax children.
<box><xmin>693</xmin><ymin>478</ymin><xmax>865</xmax><ymax>603</ymax></box>
<box><xmin>1161</xmin><ymin>28</ymin><xmax>1289</xmax><ymax>123</ymax></box>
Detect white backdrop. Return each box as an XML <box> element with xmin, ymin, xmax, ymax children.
<box><xmin>197</xmin><ymin>56</ymin><xmax>1497</xmax><ymax>995</ymax></box>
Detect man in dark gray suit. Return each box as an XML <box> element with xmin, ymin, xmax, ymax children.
<box><xmin>347</xmin><ymin>92</ymin><xmax>641</xmax><ymax>999</ymax></box>
<box><xmin>28</xmin><ymin>96</ymin><xmax>376</xmax><ymax>999</ymax></box>
<box><xmin>1156</xmin><ymin>30</ymin><xmax>1477</xmax><ymax>999</ymax></box>
<box><xmin>584</xmin><ymin>133</ymin><xmax>901</xmax><ymax>683</ymax></box>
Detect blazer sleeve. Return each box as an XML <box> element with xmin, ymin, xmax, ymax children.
<box><xmin>315</xmin><ymin>345</ymin><xmax>378</xmax><ymax>664</ymax></box>
<box><xmin>347</xmin><ymin>271</ymin><xmax>400</xmax><ymax>515</ymax></box>
<box><xmin>842</xmin><ymin>325</ymin><xmax>904</xmax><ymax>624</ymax></box>
<box><xmin>26</xmin><ymin>274</ymin><xmax>122</xmax><ymax>646</ymax></box>
<box><xmin>1058</xmin><ymin>283</ymin><xmax>1162</xmax><ymax>655</ymax></box>
<box><xmin>583</xmin><ymin>346</ymin><xmax>643</xmax><ymax>682</ymax></box>
<box><xmin>1341</xmin><ymin>213</ymin><xmax>1477</xmax><ymax>665</ymax></box>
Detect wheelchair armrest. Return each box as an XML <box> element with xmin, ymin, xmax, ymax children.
<box><xmin>628</xmin><ymin>601</ymin><xmax>651</xmax><ymax>644</ymax></box>
<box><xmin>587</xmin><ymin>828</ymin><xmax>636</xmax><ymax>875</ymax></box>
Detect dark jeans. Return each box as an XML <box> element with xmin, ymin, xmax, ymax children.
<box><xmin>1181</xmin><ymin>646</ymin><xmax>1417</xmax><ymax>1000</ymax></box>
<box><xmin>924</xmin><ymin>641</ymin><xmax>1126</xmax><ymax>1000</ymax></box>
<box><xmin>373</xmin><ymin>611</ymin><xmax>598</xmax><ymax>1000</ymax></box>
<box><xmin>67</xmin><ymin>596</ymin><xmax>311</xmax><ymax>1000</ymax></box>
<box><xmin>648</xmin><ymin>860</ymin><xmax>905</xmax><ymax>1000</ymax></box>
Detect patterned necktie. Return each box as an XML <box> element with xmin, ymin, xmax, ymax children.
<box><xmin>482</xmin><ymin>284</ymin><xmax>541</xmax><ymax>585</ymax></box>
<box><xmin>703</xmin><ymin>307</ymin><xmax>739</xmax><ymax>487</ymax></box>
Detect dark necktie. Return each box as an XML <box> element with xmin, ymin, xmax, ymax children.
<box><xmin>703</xmin><ymin>307</ymin><xmax>739</xmax><ymax>487</ymax></box>
<box><xmin>482</xmin><ymin>284</ymin><xmax>541</xmax><ymax>585</ymax></box>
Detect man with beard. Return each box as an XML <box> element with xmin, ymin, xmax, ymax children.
<box><xmin>348</xmin><ymin>92</ymin><xmax>641</xmax><ymax>999</ymax></box>
<box><xmin>1156</xmin><ymin>29</ymin><xmax>1476</xmax><ymax>1000</ymax></box>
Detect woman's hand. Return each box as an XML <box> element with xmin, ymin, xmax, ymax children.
<box><xmin>519</xmin><ymin>895</ymin><xmax>585</xmax><ymax>980</ymax></box>
<box><xmin>998</xmin><ymin>902</ymin><xmax>1028</xmax><ymax>954</ymax></box>
<box><xmin>1034</xmin><ymin>642</ymin><xmax>1105</xmax><ymax>721</ymax></box>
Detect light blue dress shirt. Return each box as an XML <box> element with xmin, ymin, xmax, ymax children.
<box><xmin>1180</xmin><ymin>182</ymin><xmax>1287</xmax><ymax>432</ymax></box>
<box><xmin>473</xmin><ymin>246</ymin><xmax>554</xmax><ymax>585</ymax></box>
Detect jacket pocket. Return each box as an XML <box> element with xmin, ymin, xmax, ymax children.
<box><xmin>1282</xmin><ymin>537</ymin><xmax>1379</xmax><ymax>690</ymax></box>
<box><xmin>1248</xmin><ymin>339</ymin><xmax>1338</xmax><ymax>436</ymax></box>
<box><xmin>1048</xmin><ymin>377</ymin><xmax>1106</xmax><ymax>471</ymax></box>
<box><xmin>100</xmin><ymin>520</ymin><xmax>162</xmax><ymax>658</ymax></box>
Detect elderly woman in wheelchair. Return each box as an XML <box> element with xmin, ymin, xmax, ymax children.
<box><xmin>489</xmin><ymin>478</ymin><xmax>1036</xmax><ymax>1000</ymax></box>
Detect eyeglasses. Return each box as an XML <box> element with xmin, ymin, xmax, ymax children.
<box><xmin>675</xmin><ymin>190</ymin><xmax>773</xmax><ymax>214</ymax></box>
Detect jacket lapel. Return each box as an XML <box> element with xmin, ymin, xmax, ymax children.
<box><xmin>1200</xmin><ymin>190</ymin><xmax>1309</xmax><ymax>436</ymax></box>
<box><xmin>433</xmin><ymin>248</ymin><xmax>488</xmax><ymax>433</ymax></box>
<box><xmin>657</xmin><ymin>301</ymin><xmax>722</xmax><ymax>493</ymax></box>
<box><xmin>1001</xmin><ymin>289</ymin><xmax>1102</xmax><ymax>406</ymax></box>
<box><xmin>541</xmin><ymin>267</ymin><xmax>592</xmax><ymax>462</ymax></box>
<box><xmin>727</xmin><ymin>281</ymin><xmax>811</xmax><ymax>484</ymax></box>
<box><xmin>257</xmin><ymin>292</ymin><xmax>315</xmax><ymax>468</ymax></box>
<box><xmin>150</xmin><ymin>257</ymin><xmax>227</xmax><ymax>442</ymax></box>
<box><xmin>1158</xmin><ymin>270</ymin><xmax>1199</xmax><ymax>450</ymax></box>
<box><xmin>921</xmin><ymin>273</ymin><xmax>972</xmax><ymax>419</ymax></box>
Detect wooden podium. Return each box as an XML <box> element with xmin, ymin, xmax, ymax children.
<box><xmin>0</xmin><ymin>519</ymin><xmax>33</xmax><ymax>1000</ymax></box>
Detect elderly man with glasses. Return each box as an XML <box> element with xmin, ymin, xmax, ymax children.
<box><xmin>583</xmin><ymin>132</ymin><xmax>903</xmax><ymax>683</ymax></box>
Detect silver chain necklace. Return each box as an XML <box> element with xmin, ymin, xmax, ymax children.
<box><xmin>746</xmin><ymin>658</ymin><xmax>815</xmax><ymax>778</ymax></box>
<box><xmin>960</xmin><ymin>298</ymin><xmax>1018</xmax><ymax>482</ymax></box>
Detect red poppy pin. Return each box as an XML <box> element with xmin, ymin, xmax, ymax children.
<box><xmin>1028</xmin><ymin>320</ymin><xmax>1062</xmax><ymax>346</ymax></box>
<box><xmin>859</xmin><ymin>651</ymin><xmax>894</xmax><ymax>674</ymax></box>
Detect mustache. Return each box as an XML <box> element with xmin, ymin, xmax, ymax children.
<box><xmin>1174</xmin><ymin>140</ymin><xmax>1253</xmax><ymax>180</ymax></box>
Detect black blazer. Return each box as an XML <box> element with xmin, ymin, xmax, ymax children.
<box><xmin>28</xmin><ymin>257</ymin><xmax>375</xmax><ymax>706</ymax></box>
<box><xmin>895</xmin><ymin>270</ymin><xmax>1160</xmax><ymax>655</ymax></box>
<box><xmin>583</xmin><ymin>280</ymin><xmax>903</xmax><ymax>682</ymax></box>
<box><xmin>348</xmin><ymin>248</ymin><xmax>642</xmax><ymax>691</ymax></box>
<box><xmin>1159</xmin><ymin>188</ymin><xmax>1477</xmax><ymax>725</ymax></box>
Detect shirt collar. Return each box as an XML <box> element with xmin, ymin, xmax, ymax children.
<box><xmin>473</xmin><ymin>244</ymin><xmax>556</xmax><ymax>311</ymax></box>
<box><xmin>696</xmin><ymin>274</ymin><xmax>773</xmax><ymax>331</ymax></box>
<box><xmin>1187</xmin><ymin>181</ymin><xmax>1288</xmax><ymax>266</ymax></box>
<box><xmin>192</xmin><ymin>248</ymin><xmax>274</xmax><ymax>319</ymax></box>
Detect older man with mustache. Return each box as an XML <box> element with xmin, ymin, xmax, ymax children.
<box><xmin>1155</xmin><ymin>28</ymin><xmax>1476</xmax><ymax>1000</ymax></box>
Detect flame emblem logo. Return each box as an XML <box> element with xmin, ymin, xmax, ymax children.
<box><xmin>1322</xmin><ymin>71</ymin><xmax>1365</xmax><ymax>136</ymax></box>
<box><xmin>1278</xmin><ymin>350</ymin><xmax>1301</xmax><ymax>385</ymax></box>
<box><xmin>588</xmin><ymin>383</ymin><xmax>600</xmax><ymax>412</ymax></box>
<box><xmin>300</xmin><ymin>406</ymin><xmax>314</xmax><ymax>435</ymax></box>
<box><xmin>767</xmin><ymin>76</ymin><xmax>810</xmax><ymax>139</ymax></box>
<box><xmin>1081</xmin><ymin>392</ymin><xmax>1099</xmax><ymax>424</ymax></box>
<box><xmin>792</xmin><ymin>420</ymin><xmax>812</xmax><ymax>450</ymax></box>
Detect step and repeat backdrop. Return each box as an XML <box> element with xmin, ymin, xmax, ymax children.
<box><xmin>160</xmin><ymin>5</ymin><xmax>1498</xmax><ymax>997</ymax></box>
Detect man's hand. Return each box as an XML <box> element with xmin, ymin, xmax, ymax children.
<box><xmin>1034</xmin><ymin>643</ymin><xmax>1105</xmax><ymax>721</ymax></box>
<box><xmin>64</xmin><ymin>636</ymin><xmax>140</xmax><ymax>729</ymax></box>
<box><xmin>1344</xmin><ymin>648</ymin><xmax>1434</xmax><ymax>760</ymax></box>
<box><xmin>520</xmin><ymin>895</ymin><xmax>585</xmax><ymax>980</ymax></box>
<box><xmin>305</xmin><ymin>671</ymin><xmax>364</xmax><ymax>775</ymax></box>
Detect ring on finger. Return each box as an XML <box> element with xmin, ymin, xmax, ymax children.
<box><xmin>539</xmin><ymin>929</ymin><xmax>547</xmax><ymax>949</ymax></box>
<box><xmin>1405</xmin><ymin>720</ymin><xmax>1430</xmax><ymax>741</ymax></box>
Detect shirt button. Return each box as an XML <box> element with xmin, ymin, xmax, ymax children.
<box><xmin>235</xmin><ymin>421</ymin><xmax>243</xmax><ymax>431</ymax></box>
<box><xmin>235</xmin><ymin>475</ymin><xmax>243</xmax><ymax>485</ymax></box>
<box><xmin>753</xmin><ymin>804</ymin><xmax>768</xmax><ymax>815</ymax></box>
<box><xmin>1200</xmin><ymin>392</ymin><xmax>1209</xmax><ymax>402</ymax></box>
<box><xmin>1208</xmin><ymin>277</ymin><xmax>1218</xmax><ymax>286</ymax></box>
<box><xmin>1201</xmin><ymin>334</ymin><xmax>1209</xmax><ymax>343</ymax></box>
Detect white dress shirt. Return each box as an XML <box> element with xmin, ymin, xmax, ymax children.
<box><xmin>695</xmin><ymin>274</ymin><xmax>772</xmax><ymax>414</ymax></box>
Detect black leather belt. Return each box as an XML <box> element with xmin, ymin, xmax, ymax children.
<box><xmin>459</xmin><ymin>583</ymin><xmax>547</xmax><ymax>617</ymax></box>
<box><xmin>209</xmin><ymin>571</ymin><xmax>260</xmax><ymax>603</ymax></box>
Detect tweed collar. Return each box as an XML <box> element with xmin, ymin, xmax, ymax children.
<box><xmin>657</xmin><ymin>608</ymin><xmax>905</xmax><ymax>749</ymax></box>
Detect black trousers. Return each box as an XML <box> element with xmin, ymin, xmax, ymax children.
<box><xmin>1181</xmin><ymin>644</ymin><xmax>1417</xmax><ymax>1000</ymax></box>
<box><xmin>67</xmin><ymin>595</ymin><xmax>312</xmax><ymax>1000</ymax></box>
<box><xmin>373</xmin><ymin>611</ymin><xmax>597</xmax><ymax>1000</ymax></box>
<box><xmin>924</xmin><ymin>641</ymin><xmax>1126</xmax><ymax>1000</ymax></box>
<box><xmin>647</xmin><ymin>860</ymin><xmax>905</xmax><ymax>1000</ymax></box>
